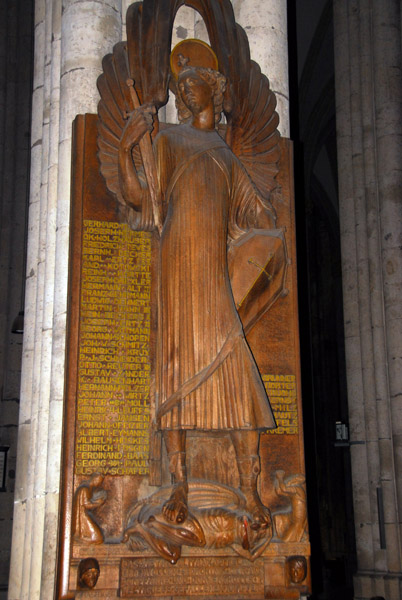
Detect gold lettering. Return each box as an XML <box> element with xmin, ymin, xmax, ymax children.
<box><xmin>263</xmin><ymin>374</ymin><xmax>298</xmax><ymax>435</ymax></box>
<box><xmin>75</xmin><ymin>221</ymin><xmax>152</xmax><ymax>475</ymax></box>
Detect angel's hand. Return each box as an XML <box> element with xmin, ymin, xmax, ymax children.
<box><xmin>120</xmin><ymin>104</ymin><xmax>156</xmax><ymax>151</ymax></box>
<box><xmin>275</xmin><ymin>469</ymin><xmax>285</xmax><ymax>485</ymax></box>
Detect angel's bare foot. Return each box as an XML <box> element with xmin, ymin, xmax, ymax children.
<box><xmin>243</xmin><ymin>489</ymin><xmax>272</xmax><ymax>530</ymax></box>
<box><xmin>162</xmin><ymin>482</ymin><xmax>188</xmax><ymax>523</ymax></box>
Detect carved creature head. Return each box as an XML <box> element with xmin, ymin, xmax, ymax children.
<box><xmin>175</xmin><ymin>66</ymin><xmax>226</xmax><ymax>125</ymax></box>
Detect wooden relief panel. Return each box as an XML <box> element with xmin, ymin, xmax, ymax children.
<box><xmin>57</xmin><ymin>1</ymin><xmax>311</xmax><ymax>598</ymax></box>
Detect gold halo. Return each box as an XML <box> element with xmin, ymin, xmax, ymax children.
<box><xmin>170</xmin><ymin>39</ymin><xmax>219</xmax><ymax>79</ymax></box>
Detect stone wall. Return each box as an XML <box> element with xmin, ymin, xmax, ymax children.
<box><xmin>334</xmin><ymin>1</ymin><xmax>402</xmax><ymax>598</ymax></box>
<box><xmin>0</xmin><ymin>1</ymin><xmax>33</xmax><ymax>597</ymax></box>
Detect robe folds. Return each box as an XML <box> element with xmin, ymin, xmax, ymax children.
<box><xmin>72</xmin><ymin>486</ymin><xmax>103</xmax><ymax>543</ymax></box>
<box><xmin>133</xmin><ymin>123</ymin><xmax>276</xmax><ymax>432</ymax></box>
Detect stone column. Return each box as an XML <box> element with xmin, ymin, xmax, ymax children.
<box><xmin>0</xmin><ymin>0</ymin><xmax>33</xmax><ymax>593</ymax></box>
<box><xmin>334</xmin><ymin>1</ymin><xmax>402</xmax><ymax>598</ymax></box>
<box><xmin>232</xmin><ymin>0</ymin><xmax>289</xmax><ymax>136</ymax></box>
<box><xmin>8</xmin><ymin>1</ymin><xmax>122</xmax><ymax>599</ymax></box>
<box><xmin>165</xmin><ymin>6</ymin><xmax>197</xmax><ymax>123</ymax></box>
<box><xmin>192</xmin><ymin>0</ymin><xmax>290</xmax><ymax>135</ymax></box>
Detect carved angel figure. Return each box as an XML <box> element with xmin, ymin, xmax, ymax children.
<box><xmin>97</xmin><ymin>0</ymin><xmax>284</xmax><ymax>536</ymax></box>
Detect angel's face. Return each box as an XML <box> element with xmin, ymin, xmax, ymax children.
<box><xmin>178</xmin><ymin>69</ymin><xmax>214</xmax><ymax>114</ymax></box>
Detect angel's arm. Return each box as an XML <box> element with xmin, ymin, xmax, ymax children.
<box><xmin>118</xmin><ymin>106</ymin><xmax>154</xmax><ymax>210</ymax></box>
<box><xmin>229</xmin><ymin>160</ymin><xmax>276</xmax><ymax>241</ymax></box>
<box><xmin>253</xmin><ymin>195</ymin><xmax>276</xmax><ymax>229</ymax></box>
<box><xmin>274</xmin><ymin>470</ymin><xmax>290</xmax><ymax>496</ymax></box>
<box><xmin>85</xmin><ymin>496</ymin><xmax>106</xmax><ymax>510</ymax></box>
<box><xmin>78</xmin><ymin>488</ymin><xmax>103</xmax><ymax>511</ymax></box>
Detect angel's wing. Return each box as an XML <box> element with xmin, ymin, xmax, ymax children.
<box><xmin>228</xmin><ymin>61</ymin><xmax>281</xmax><ymax>201</ymax></box>
<box><xmin>180</xmin><ymin>0</ymin><xmax>281</xmax><ymax>200</ymax></box>
<box><xmin>97</xmin><ymin>0</ymin><xmax>281</xmax><ymax>211</ymax></box>
<box><xmin>96</xmin><ymin>2</ymin><xmax>165</xmax><ymax>224</ymax></box>
<box><xmin>97</xmin><ymin>41</ymin><xmax>134</xmax><ymax>205</ymax></box>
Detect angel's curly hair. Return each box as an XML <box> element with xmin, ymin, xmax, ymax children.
<box><xmin>175</xmin><ymin>66</ymin><xmax>227</xmax><ymax>125</ymax></box>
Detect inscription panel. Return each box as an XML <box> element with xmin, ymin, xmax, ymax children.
<box><xmin>263</xmin><ymin>375</ymin><xmax>298</xmax><ymax>435</ymax></box>
<box><xmin>75</xmin><ymin>220</ymin><xmax>152</xmax><ymax>476</ymax></box>
<box><xmin>120</xmin><ymin>558</ymin><xmax>264</xmax><ymax>597</ymax></box>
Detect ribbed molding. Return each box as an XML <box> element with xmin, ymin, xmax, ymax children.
<box><xmin>334</xmin><ymin>1</ymin><xmax>402</xmax><ymax>598</ymax></box>
<box><xmin>8</xmin><ymin>1</ymin><xmax>122</xmax><ymax>598</ymax></box>
<box><xmin>0</xmin><ymin>0</ymin><xmax>33</xmax><ymax>590</ymax></box>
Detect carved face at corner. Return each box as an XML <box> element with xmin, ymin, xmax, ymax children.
<box><xmin>178</xmin><ymin>69</ymin><xmax>214</xmax><ymax>114</ymax></box>
<box><xmin>78</xmin><ymin>558</ymin><xmax>100</xmax><ymax>589</ymax></box>
<box><xmin>287</xmin><ymin>555</ymin><xmax>307</xmax><ymax>584</ymax></box>
<box><xmin>80</xmin><ymin>567</ymin><xmax>99</xmax><ymax>589</ymax></box>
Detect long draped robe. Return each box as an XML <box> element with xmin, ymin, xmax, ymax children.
<box><xmin>72</xmin><ymin>485</ymin><xmax>104</xmax><ymax>543</ymax></box>
<box><xmin>131</xmin><ymin>123</ymin><xmax>276</xmax><ymax>432</ymax></box>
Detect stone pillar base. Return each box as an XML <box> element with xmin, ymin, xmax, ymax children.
<box><xmin>353</xmin><ymin>571</ymin><xmax>402</xmax><ymax>600</ymax></box>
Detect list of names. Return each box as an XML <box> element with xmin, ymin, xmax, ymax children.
<box><xmin>263</xmin><ymin>374</ymin><xmax>298</xmax><ymax>435</ymax></box>
<box><xmin>75</xmin><ymin>220</ymin><xmax>152</xmax><ymax>476</ymax></box>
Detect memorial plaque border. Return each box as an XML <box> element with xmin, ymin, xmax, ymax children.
<box><xmin>56</xmin><ymin>114</ymin><xmax>311</xmax><ymax>600</ymax></box>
